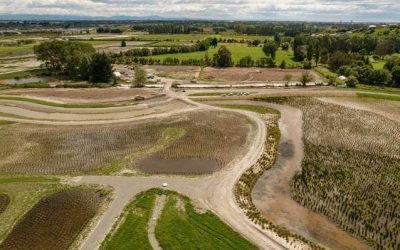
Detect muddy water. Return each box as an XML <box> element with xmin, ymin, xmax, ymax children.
<box><xmin>251</xmin><ymin>103</ymin><xmax>370</xmax><ymax>250</ymax></box>
<box><xmin>136</xmin><ymin>157</ymin><xmax>220</xmax><ymax>175</ymax></box>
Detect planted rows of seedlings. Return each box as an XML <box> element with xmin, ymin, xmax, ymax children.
<box><xmin>0</xmin><ymin>111</ymin><xmax>248</xmax><ymax>175</ymax></box>
<box><xmin>234</xmin><ymin>114</ymin><xmax>322</xmax><ymax>249</ymax></box>
<box><xmin>136</xmin><ymin>111</ymin><xmax>250</xmax><ymax>175</ymax></box>
<box><xmin>0</xmin><ymin>194</ymin><xmax>9</xmax><ymax>215</ymax></box>
<box><xmin>258</xmin><ymin>97</ymin><xmax>400</xmax><ymax>250</ymax></box>
<box><xmin>0</xmin><ymin>122</ymin><xmax>165</xmax><ymax>174</ymax></box>
<box><xmin>0</xmin><ymin>188</ymin><xmax>106</xmax><ymax>250</ymax></box>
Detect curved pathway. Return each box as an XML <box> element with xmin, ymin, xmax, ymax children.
<box><xmin>64</xmin><ymin>78</ymin><xmax>291</xmax><ymax>250</ymax></box>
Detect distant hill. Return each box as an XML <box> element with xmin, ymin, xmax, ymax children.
<box><xmin>0</xmin><ymin>14</ymin><xmax>178</xmax><ymax>21</ymax></box>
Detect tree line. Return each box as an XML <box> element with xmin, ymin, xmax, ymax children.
<box><xmin>34</xmin><ymin>41</ymin><xmax>114</xmax><ymax>83</ymax></box>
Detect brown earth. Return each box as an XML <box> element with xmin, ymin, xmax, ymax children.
<box><xmin>146</xmin><ymin>65</ymin><xmax>201</xmax><ymax>79</ymax></box>
<box><xmin>0</xmin><ymin>194</ymin><xmax>9</xmax><ymax>215</ymax></box>
<box><xmin>0</xmin><ymin>189</ymin><xmax>105</xmax><ymax>250</ymax></box>
<box><xmin>201</xmin><ymin>67</ymin><xmax>322</xmax><ymax>82</ymax></box>
<box><xmin>1</xmin><ymin>88</ymin><xmax>161</xmax><ymax>104</ymax></box>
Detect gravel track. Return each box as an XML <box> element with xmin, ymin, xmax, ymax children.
<box><xmin>65</xmin><ymin>78</ymin><xmax>291</xmax><ymax>250</ymax></box>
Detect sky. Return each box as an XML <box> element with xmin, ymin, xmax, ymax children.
<box><xmin>0</xmin><ymin>0</ymin><xmax>399</xmax><ymax>22</ymax></box>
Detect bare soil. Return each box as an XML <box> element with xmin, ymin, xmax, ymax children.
<box><xmin>201</xmin><ymin>67</ymin><xmax>322</xmax><ymax>82</ymax></box>
<box><xmin>137</xmin><ymin>158</ymin><xmax>220</xmax><ymax>175</ymax></box>
<box><xmin>2</xmin><ymin>88</ymin><xmax>161</xmax><ymax>104</ymax></box>
<box><xmin>146</xmin><ymin>65</ymin><xmax>201</xmax><ymax>79</ymax></box>
<box><xmin>0</xmin><ymin>189</ymin><xmax>105</xmax><ymax>250</ymax></box>
<box><xmin>0</xmin><ymin>194</ymin><xmax>9</xmax><ymax>215</ymax></box>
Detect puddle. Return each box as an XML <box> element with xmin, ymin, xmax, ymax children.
<box><xmin>136</xmin><ymin>157</ymin><xmax>220</xmax><ymax>175</ymax></box>
<box><xmin>5</xmin><ymin>77</ymin><xmax>53</xmax><ymax>85</ymax></box>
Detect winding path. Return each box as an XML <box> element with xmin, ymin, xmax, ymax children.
<box><xmin>62</xmin><ymin>78</ymin><xmax>292</xmax><ymax>250</ymax></box>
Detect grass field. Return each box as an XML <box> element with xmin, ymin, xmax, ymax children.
<box><xmin>144</xmin><ymin>44</ymin><xmax>297</xmax><ymax>65</ymax></box>
<box><xmin>144</xmin><ymin>44</ymin><xmax>263</xmax><ymax>63</ymax></box>
<box><xmin>134</xmin><ymin>33</ymin><xmax>271</xmax><ymax>42</ymax></box>
<box><xmin>0</xmin><ymin>69</ymin><xmax>42</xmax><ymax>81</ymax></box>
<box><xmin>1</xmin><ymin>188</ymin><xmax>107</xmax><ymax>250</ymax></box>
<box><xmin>0</xmin><ymin>176</ymin><xmax>60</xmax><ymax>241</ymax></box>
<box><xmin>357</xmin><ymin>92</ymin><xmax>400</xmax><ymax>101</ymax></box>
<box><xmin>0</xmin><ymin>120</ymin><xmax>16</xmax><ymax>126</ymax></box>
<box><xmin>0</xmin><ymin>95</ymin><xmax>117</xmax><ymax>108</ymax></box>
<box><xmin>156</xmin><ymin>193</ymin><xmax>257</xmax><ymax>250</ymax></box>
<box><xmin>101</xmin><ymin>189</ymin><xmax>257</xmax><ymax>250</ymax></box>
<box><xmin>371</xmin><ymin>60</ymin><xmax>385</xmax><ymax>70</ymax></box>
<box><xmin>217</xmin><ymin>104</ymin><xmax>281</xmax><ymax>115</ymax></box>
<box><xmin>101</xmin><ymin>189</ymin><xmax>158</xmax><ymax>250</ymax></box>
<box><xmin>0</xmin><ymin>44</ymin><xmax>35</xmax><ymax>57</ymax></box>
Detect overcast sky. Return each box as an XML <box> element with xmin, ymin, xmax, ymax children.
<box><xmin>0</xmin><ymin>0</ymin><xmax>399</xmax><ymax>22</ymax></box>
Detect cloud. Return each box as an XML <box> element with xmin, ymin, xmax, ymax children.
<box><xmin>0</xmin><ymin>0</ymin><xmax>399</xmax><ymax>21</ymax></box>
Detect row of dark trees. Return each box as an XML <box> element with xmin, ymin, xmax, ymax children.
<box><xmin>133</xmin><ymin>24</ymin><xmax>203</xmax><ymax>34</ymax></box>
<box><xmin>34</xmin><ymin>41</ymin><xmax>114</xmax><ymax>83</ymax></box>
<box><xmin>118</xmin><ymin>37</ymin><xmax>218</xmax><ymax>58</ymax></box>
<box><xmin>96</xmin><ymin>27</ymin><xmax>123</xmax><ymax>34</ymax></box>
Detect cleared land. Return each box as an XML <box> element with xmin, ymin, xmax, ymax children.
<box><xmin>0</xmin><ymin>177</ymin><xmax>60</xmax><ymax>241</ymax></box>
<box><xmin>0</xmin><ymin>188</ymin><xmax>106</xmax><ymax>250</ymax></box>
<box><xmin>200</xmin><ymin>67</ymin><xmax>321</xmax><ymax>82</ymax></box>
<box><xmin>101</xmin><ymin>189</ymin><xmax>257</xmax><ymax>250</ymax></box>
<box><xmin>259</xmin><ymin>97</ymin><xmax>400</xmax><ymax>249</ymax></box>
<box><xmin>0</xmin><ymin>194</ymin><xmax>9</xmax><ymax>215</ymax></box>
<box><xmin>146</xmin><ymin>65</ymin><xmax>200</xmax><ymax>79</ymax></box>
<box><xmin>1</xmin><ymin>88</ymin><xmax>161</xmax><ymax>104</ymax></box>
<box><xmin>0</xmin><ymin>99</ymin><xmax>189</xmax><ymax>121</ymax></box>
<box><xmin>0</xmin><ymin>110</ymin><xmax>248</xmax><ymax>175</ymax></box>
<box><xmin>136</xmin><ymin>111</ymin><xmax>249</xmax><ymax>175</ymax></box>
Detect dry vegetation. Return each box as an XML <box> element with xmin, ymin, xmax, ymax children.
<box><xmin>2</xmin><ymin>88</ymin><xmax>161</xmax><ymax>103</ymax></box>
<box><xmin>257</xmin><ymin>97</ymin><xmax>400</xmax><ymax>249</ymax></box>
<box><xmin>136</xmin><ymin>111</ymin><xmax>249</xmax><ymax>175</ymax></box>
<box><xmin>0</xmin><ymin>188</ymin><xmax>106</xmax><ymax>250</ymax></box>
<box><xmin>201</xmin><ymin>67</ymin><xmax>321</xmax><ymax>82</ymax></box>
<box><xmin>234</xmin><ymin>114</ymin><xmax>320</xmax><ymax>249</ymax></box>
<box><xmin>0</xmin><ymin>122</ymin><xmax>164</xmax><ymax>174</ymax></box>
<box><xmin>0</xmin><ymin>111</ymin><xmax>249</xmax><ymax>175</ymax></box>
<box><xmin>146</xmin><ymin>65</ymin><xmax>200</xmax><ymax>79</ymax></box>
<box><xmin>0</xmin><ymin>194</ymin><xmax>9</xmax><ymax>215</ymax></box>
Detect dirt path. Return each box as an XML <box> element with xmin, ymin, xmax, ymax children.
<box><xmin>65</xmin><ymin>80</ymin><xmax>291</xmax><ymax>250</ymax></box>
<box><xmin>148</xmin><ymin>195</ymin><xmax>166</xmax><ymax>250</ymax></box>
<box><xmin>203</xmin><ymin>100</ymin><xmax>370</xmax><ymax>249</ymax></box>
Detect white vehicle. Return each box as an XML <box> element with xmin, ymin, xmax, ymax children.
<box><xmin>162</xmin><ymin>183</ymin><xmax>168</xmax><ymax>187</ymax></box>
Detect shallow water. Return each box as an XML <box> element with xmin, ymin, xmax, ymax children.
<box><xmin>251</xmin><ymin>103</ymin><xmax>370</xmax><ymax>250</ymax></box>
<box><xmin>136</xmin><ymin>157</ymin><xmax>220</xmax><ymax>175</ymax></box>
<box><xmin>5</xmin><ymin>77</ymin><xmax>51</xmax><ymax>85</ymax></box>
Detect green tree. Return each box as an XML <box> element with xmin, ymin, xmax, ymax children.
<box><xmin>211</xmin><ymin>38</ymin><xmax>218</xmax><ymax>47</ymax></box>
<box><xmin>121</xmin><ymin>40</ymin><xmax>127</xmax><ymax>47</ymax></box>
<box><xmin>346</xmin><ymin>76</ymin><xmax>359</xmax><ymax>88</ymax></box>
<box><xmin>237</xmin><ymin>56</ymin><xmax>254</xmax><ymax>67</ymax></box>
<box><xmin>300</xmin><ymin>71</ymin><xmax>314</xmax><ymax>87</ymax></box>
<box><xmin>88</xmin><ymin>53</ymin><xmax>114</xmax><ymax>83</ymax></box>
<box><xmin>279</xmin><ymin>60</ymin><xmax>286</xmax><ymax>69</ymax></box>
<box><xmin>134</xmin><ymin>65</ymin><xmax>147</xmax><ymax>87</ymax></box>
<box><xmin>283</xmin><ymin>74</ymin><xmax>292</xmax><ymax>87</ymax></box>
<box><xmin>214</xmin><ymin>46</ymin><xmax>233</xmax><ymax>67</ymax></box>
<box><xmin>263</xmin><ymin>42</ymin><xmax>277</xmax><ymax>60</ymax></box>
<box><xmin>391</xmin><ymin>66</ymin><xmax>400</xmax><ymax>86</ymax></box>
<box><xmin>34</xmin><ymin>40</ymin><xmax>95</xmax><ymax>80</ymax></box>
